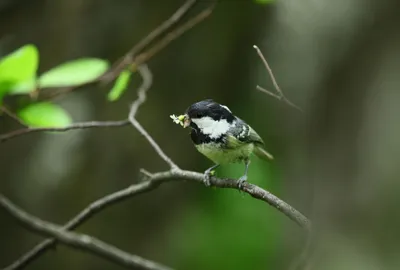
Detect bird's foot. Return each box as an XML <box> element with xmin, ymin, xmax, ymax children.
<box><xmin>238</xmin><ymin>175</ymin><xmax>247</xmax><ymax>189</ymax></box>
<box><xmin>203</xmin><ymin>170</ymin><xmax>215</xmax><ymax>187</ymax></box>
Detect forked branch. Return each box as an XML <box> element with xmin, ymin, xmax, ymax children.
<box><xmin>253</xmin><ymin>45</ymin><xmax>303</xmax><ymax>112</ymax></box>
<box><xmin>0</xmin><ymin>195</ymin><xmax>172</xmax><ymax>270</ymax></box>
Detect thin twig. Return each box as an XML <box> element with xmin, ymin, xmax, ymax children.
<box><xmin>256</xmin><ymin>85</ymin><xmax>283</xmax><ymax>100</ymax></box>
<box><xmin>0</xmin><ymin>195</ymin><xmax>172</xmax><ymax>270</ymax></box>
<box><xmin>102</xmin><ymin>0</ymin><xmax>198</xmax><ymax>83</ymax></box>
<box><xmin>253</xmin><ymin>45</ymin><xmax>303</xmax><ymax>112</ymax></box>
<box><xmin>128</xmin><ymin>64</ymin><xmax>179</xmax><ymax>170</ymax></box>
<box><xmin>132</xmin><ymin>5</ymin><xmax>215</xmax><ymax>68</ymax></box>
<box><xmin>45</xmin><ymin>0</ymin><xmax>200</xmax><ymax>100</ymax></box>
<box><xmin>0</xmin><ymin>120</ymin><xmax>130</xmax><ymax>143</ymax></box>
<box><xmin>0</xmin><ymin>106</ymin><xmax>26</xmax><ymax>127</ymax></box>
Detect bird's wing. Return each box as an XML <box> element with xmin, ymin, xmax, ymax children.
<box><xmin>232</xmin><ymin>117</ymin><xmax>264</xmax><ymax>145</ymax></box>
<box><xmin>228</xmin><ymin>117</ymin><xmax>274</xmax><ymax>161</ymax></box>
<box><xmin>246</xmin><ymin>126</ymin><xmax>265</xmax><ymax>146</ymax></box>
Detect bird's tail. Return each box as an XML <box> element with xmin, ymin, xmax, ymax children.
<box><xmin>254</xmin><ymin>146</ymin><xmax>274</xmax><ymax>161</ymax></box>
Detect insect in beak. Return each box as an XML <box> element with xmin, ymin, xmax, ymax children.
<box><xmin>182</xmin><ymin>114</ymin><xmax>191</xmax><ymax>128</ymax></box>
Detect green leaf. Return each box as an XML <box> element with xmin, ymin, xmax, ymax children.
<box><xmin>17</xmin><ymin>102</ymin><xmax>72</xmax><ymax>128</ymax></box>
<box><xmin>38</xmin><ymin>58</ymin><xmax>109</xmax><ymax>88</ymax></box>
<box><xmin>0</xmin><ymin>44</ymin><xmax>39</xmax><ymax>95</ymax></box>
<box><xmin>107</xmin><ymin>70</ymin><xmax>131</xmax><ymax>101</ymax></box>
<box><xmin>8</xmin><ymin>78</ymin><xmax>36</xmax><ymax>95</ymax></box>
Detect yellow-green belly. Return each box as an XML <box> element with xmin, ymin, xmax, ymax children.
<box><xmin>195</xmin><ymin>143</ymin><xmax>254</xmax><ymax>164</ymax></box>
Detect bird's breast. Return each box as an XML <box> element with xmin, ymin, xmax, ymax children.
<box><xmin>195</xmin><ymin>142</ymin><xmax>254</xmax><ymax>164</ymax></box>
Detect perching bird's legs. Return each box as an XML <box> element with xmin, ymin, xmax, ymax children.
<box><xmin>204</xmin><ymin>164</ymin><xmax>220</xmax><ymax>187</ymax></box>
<box><xmin>238</xmin><ymin>159</ymin><xmax>250</xmax><ymax>189</ymax></box>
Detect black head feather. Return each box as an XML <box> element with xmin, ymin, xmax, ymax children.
<box><xmin>185</xmin><ymin>99</ymin><xmax>235</xmax><ymax>123</ymax></box>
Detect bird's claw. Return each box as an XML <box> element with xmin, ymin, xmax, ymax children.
<box><xmin>203</xmin><ymin>170</ymin><xmax>214</xmax><ymax>187</ymax></box>
<box><xmin>238</xmin><ymin>175</ymin><xmax>247</xmax><ymax>189</ymax></box>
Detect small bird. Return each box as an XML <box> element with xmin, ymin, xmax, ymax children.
<box><xmin>174</xmin><ymin>99</ymin><xmax>273</xmax><ymax>187</ymax></box>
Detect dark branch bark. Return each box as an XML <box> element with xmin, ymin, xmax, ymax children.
<box><xmin>0</xmin><ymin>195</ymin><xmax>172</xmax><ymax>270</ymax></box>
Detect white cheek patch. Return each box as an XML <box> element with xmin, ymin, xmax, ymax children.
<box><xmin>192</xmin><ymin>116</ymin><xmax>233</xmax><ymax>139</ymax></box>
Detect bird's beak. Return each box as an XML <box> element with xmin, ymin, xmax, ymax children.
<box><xmin>182</xmin><ymin>114</ymin><xmax>191</xmax><ymax>128</ymax></box>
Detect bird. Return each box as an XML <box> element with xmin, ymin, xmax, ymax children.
<box><xmin>176</xmin><ymin>99</ymin><xmax>273</xmax><ymax>188</ymax></box>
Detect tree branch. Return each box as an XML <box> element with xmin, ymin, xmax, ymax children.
<box><xmin>45</xmin><ymin>0</ymin><xmax>206</xmax><ymax>100</ymax></box>
<box><xmin>128</xmin><ymin>65</ymin><xmax>179</xmax><ymax>170</ymax></box>
<box><xmin>128</xmin><ymin>6</ymin><xmax>214</xmax><ymax>70</ymax></box>
<box><xmin>253</xmin><ymin>45</ymin><xmax>303</xmax><ymax>112</ymax></box>
<box><xmin>0</xmin><ymin>195</ymin><xmax>172</xmax><ymax>270</ymax></box>
<box><xmin>0</xmin><ymin>120</ymin><xmax>130</xmax><ymax>143</ymax></box>
<box><xmin>1</xmin><ymin>168</ymin><xmax>310</xmax><ymax>270</ymax></box>
<box><xmin>0</xmin><ymin>106</ymin><xmax>27</xmax><ymax>127</ymax></box>
<box><xmin>101</xmin><ymin>0</ymin><xmax>197</xmax><ymax>83</ymax></box>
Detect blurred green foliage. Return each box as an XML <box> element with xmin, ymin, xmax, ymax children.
<box><xmin>0</xmin><ymin>45</ymin><xmax>114</xmax><ymax>127</ymax></box>
<box><xmin>108</xmin><ymin>69</ymin><xmax>132</xmax><ymax>101</ymax></box>
<box><xmin>0</xmin><ymin>44</ymin><xmax>38</xmax><ymax>99</ymax></box>
<box><xmin>17</xmin><ymin>102</ymin><xmax>72</xmax><ymax>128</ymax></box>
<box><xmin>38</xmin><ymin>58</ymin><xmax>109</xmax><ymax>88</ymax></box>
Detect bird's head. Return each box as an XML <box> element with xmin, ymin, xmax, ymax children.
<box><xmin>182</xmin><ymin>99</ymin><xmax>235</xmax><ymax>136</ymax></box>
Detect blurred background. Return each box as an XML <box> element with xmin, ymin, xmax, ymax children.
<box><xmin>1</xmin><ymin>0</ymin><xmax>400</xmax><ymax>269</ymax></box>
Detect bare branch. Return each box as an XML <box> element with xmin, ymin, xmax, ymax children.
<box><xmin>131</xmin><ymin>6</ymin><xmax>215</xmax><ymax>68</ymax></box>
<box><xmin>0</xmin><ymin>106</ymin><xmax>26</xmax><ymax>127</ymax></box>
<box><xmin>128</xmin><ymin>65</ymin><xmax>179</xmax><ymax>170</ymax></box>
<box><xmin>1</xmin><ymin>180</ymin><xmax>161</xmax><ymax>270</ymax></box>
<box><xmin>253</xmin><ymin>45</ymin><xmax>303</xmax><ymax>112</ymax></box>
<box><xmin>103</xmin><ymin>0</ymin><xmax>198</xmax><ymax>83</ymax></box>
<box><xmin>0</xmin><ymin>195</ymin><xmax>172</xmax><ymax>270</ymax></box>
<box><xmin>45</xmin><ymin>0</ymin><xmax>206</xmax><ymax>100</ymax></box>
<box><xmin>0</xmin><ymin>120</ymin><xmax>130</xmax><ymax>143</ymax></box>
<box><xmin>256</xmin><ymin>85</ymin><xmax>284</xmax><ymax>100</ymax></box>
<box><xmin>1</xmin><ymin>167</ymin><xmax>310</xmax><ymax>270</ymax></box>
